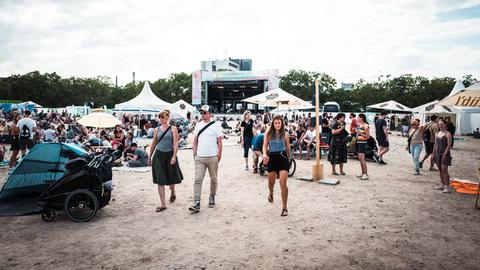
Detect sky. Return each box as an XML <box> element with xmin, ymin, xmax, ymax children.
<box><xmin>0</xmin><ymin>0</ymin><xmax>479</xmax><ymax>86</ymax></box>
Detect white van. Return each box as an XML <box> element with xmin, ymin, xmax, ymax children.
<box><xmin>322</xmin><ymin>102</ymin><xmax>341</xmax><ymax>113</ymax></box>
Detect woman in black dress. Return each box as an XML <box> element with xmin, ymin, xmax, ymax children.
<box><xmin>433</xmin><ymin>119</ymin><xmax>453</xmax><ymax>194</ymax></box>
<box><xmin>328</xmin><ymin>113</ymin><xmax>348</xmax><ymax>175</ymax></box>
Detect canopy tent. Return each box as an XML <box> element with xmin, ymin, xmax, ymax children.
<box><xmin>0</xmin><ymin>143</ymin><xmax>87</xmax><ymax>200</ymax></box>
<box><xmin>446</xmin><ymin>80</ymin><xmax>466</xmax><ymax>98</ymax></box>
<box><xmin>169</xmin><ymin>99</ymin><xmax>196</xmax><ymax>118</ymax></box>
<box><xmin>77</xmin><ymin>112</ymin><xmax>121</xmax><ymax>128</ymax></box>
<box><xmin>242</xmin><ymin>88</ymin><xmax>313</xmax><ymax>109</ymax></box>
<box><xmin>366</xmin><ymin>100</ymin><xmax>412</xmax><ymax>112</ymax></box>
<box><xmin>412</xmin><ymin>100</ymin><xmax>460</xmax><ymax>135</ymax></box>
<box><xmin>436</xmin><ymin>82</ymin><xmax>480</xmax><ymax>134</ymax></box>
<box><xmin>437</xmin><ymin>82</ymin><xmax>480</xmax><ymax>108</ymax></box>
<box><xmin>19</xmin><ymin>101</ymin><xmax>43</xmax><ymax>108</ymax></box>
<box><xmin>114</xmin><ymin>82</ymin><xmax>171</xmax><ymax>112</ymax></box>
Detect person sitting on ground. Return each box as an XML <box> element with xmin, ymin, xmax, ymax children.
<box><xmin>127</xmin><ymin>143</ymin><xmax>148</xmax><ymax>167</ymax></box>
<box><xmin>44</xmin><ymin>124</ymin><xmax>57</xmax><ymax>142</ymax></box>
<box><xmin>102</xmin><ymin>134</ymin><xmax>112</xmax><ymax>148</ymax></box>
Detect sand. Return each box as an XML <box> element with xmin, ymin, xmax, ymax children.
<box><xmin>1</xmin><ymin>133</ymin><xmax>480</xmax><ymax>270</ymax></box>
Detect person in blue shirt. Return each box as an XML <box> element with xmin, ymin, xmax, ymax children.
<box><xmin>251</xmin><ymin>127</ymin><xmax>265</xmax><ymax>174</ymax></box>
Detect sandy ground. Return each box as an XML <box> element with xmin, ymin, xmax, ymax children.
<box><xmin>0</xmin><ymin>133</ymin><xmax>480</xmax><ymax>270</ymax></box>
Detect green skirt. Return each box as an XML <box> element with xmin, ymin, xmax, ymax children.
<box><xmin>152</xmin><ymin>150</ymin><xmax>183</xmax><ymax>185</ymax></box>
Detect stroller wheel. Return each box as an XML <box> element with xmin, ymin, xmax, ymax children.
<box><xmin>288</xmin><ymin>159</ymin><xmax>296</xmax><ymax>177</ymax></box>
<box><xmin>65</xmin><ymin>189</ymin><xmax>99</xmax><ymax>222</ymax></box>
<box><xmin>41</xmin><ymin>208</ymin><xmax>56</xmax><ymax>222</ymax></box>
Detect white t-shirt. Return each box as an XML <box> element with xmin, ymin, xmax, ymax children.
<box><xmin>17</xmin><ymin>118</ymin><xmax>37</xmax><ymax>139</ymax></box>
<box><xmin>44</xmin><ymin>129</ymin><xmax>57</xmax><ymax>141</ymax></box>
<box><xmin>194</xmin><ymin>120</ymin><xmax>223</xmax><ymax>157</ymax></box>
<box><xmin>305</xmin><ymin>129</ymin><xmax>316</xmax><ymax>141</ymax></box>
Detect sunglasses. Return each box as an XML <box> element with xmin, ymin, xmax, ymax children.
<box><xmin>200</xmin><ymin>111</ymin><xmax>209</xmax><ymax>115</ymax></box>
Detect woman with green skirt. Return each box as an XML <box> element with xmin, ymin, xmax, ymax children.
<box><xmin>148</xmin><ymin>110</ymin><xmax>183</xmax><ymax>212</ymax></box>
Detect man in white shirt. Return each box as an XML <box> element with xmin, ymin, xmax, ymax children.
<box><xmin>299</xmin><ymin>125</ymin><xmax>316</xmax><ymax>160</ymax></box>
<box><xmin>44</xmin><ymin>125</ymin><xmax>57</xmax><ymax>142</ymax></box>
<box><xmin>17</xmin><ymin>110</ymin><xmax>37</xmax><ymax>156</ymax></box>
<box><xmin>189</xmin><ymin>105</ymin><xmax>223</xmax><ymax>213</ymax></box>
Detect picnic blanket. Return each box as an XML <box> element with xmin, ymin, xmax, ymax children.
<box><xmin>450</xmin><ymin>179</ymin><xmax>479</xmax><ymax>195</ymax></box>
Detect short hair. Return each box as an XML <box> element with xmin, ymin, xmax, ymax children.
<box><xmin>130</xmin><ymin>143</ymin><xmax>138</xmax><ymax>147</ymax></box>
<box><xmin>24</xmin><ymin>110</ymin><xmax>31</xmax><ymax>115</ymax></box>
<box><xmin>380</xmin><ymin>111</ymin><xmax>388</xmax><ymax>116</ymax></box>
<box><xmin>350</xmin><ymin>113</ymin><xmax>356</xmax><ymax>117</ymax></box>
<box><xmin>159</xmin><ymin>110</ymin><xmax>170</xmax><ymax>118</ymax></box>
<box><xmin>336</xmin><ymin>113</ymin><xmax>346</xmax><ymax>120</ymax></box>
<box><xmin>430</xmin><ymin>114</ymin><xmax>438</xmax><ymax>121</ymax></box>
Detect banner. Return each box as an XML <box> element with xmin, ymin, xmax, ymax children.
<box><xmin>192</xmin><ymin>71</ymin><xmax>202</xmax><ymax>105</ymax></box>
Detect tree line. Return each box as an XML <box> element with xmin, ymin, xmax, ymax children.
<box><xmin>0</xmin><ymin>70</ymin><xmax>477</xmax><ymax>111</ymax></box>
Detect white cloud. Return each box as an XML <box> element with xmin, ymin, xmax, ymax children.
<box><xmin>0</xmin><ymin>0</ymin><xmax>479</xmax><ymax>86</ymax></box>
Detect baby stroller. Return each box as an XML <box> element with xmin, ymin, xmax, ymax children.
<box><xmin>38</xmin><ymin>149</ymin><xmax>121</xmax><ymax>222</ymax></box>
<box><xmin>346</xmin><ymin>135</ymin><xmax>380</xmax><ymax>162</ymax></box>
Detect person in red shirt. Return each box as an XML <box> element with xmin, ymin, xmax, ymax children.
<box><xmin>349</xmin><ymin>113</ymin><xmax>357</xmax><ymax>136</ymax></box>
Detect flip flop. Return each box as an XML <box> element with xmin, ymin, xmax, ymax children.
<box><xmin>170</xmin><ymin>194</ymin><xmax>176</xmax><ymax>203</ymax></box>
<box><xmin>281</xmin><ymin>208</ymin><xmax>288</xmax><ymax>217</ymax></box>
<box><xmin>155</xmin><ymin>206</ymin><xmax>167</xmax><ymax>212</ymax></box>
<box><xmin>332</xmin><ymin>172</ymin><xmax>339</xmax><ymax>175</ymax></box>
<box><xmin>268</xmin><ymin>193</ymin><xmax>273</xmax><ymax>203</ymax></box>
<box><xmin>340</xmin><ymin>172</ymin><xmax>346</xmax><ymax>175</ymax></box>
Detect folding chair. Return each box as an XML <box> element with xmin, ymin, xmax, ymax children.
<box><xmin>476</xmin><ymin>168</ymin><xmax>480</xmax><ymax>209</ymax></box>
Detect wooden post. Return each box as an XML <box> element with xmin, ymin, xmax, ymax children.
<box><xmin>312</xmin><ymin>79</ymin><xmax>323</xmax><ymax>181</ymax></box>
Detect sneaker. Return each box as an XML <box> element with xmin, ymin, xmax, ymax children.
<box><xmin>419</xmin><ymin>161</ymin><xmax>423</xmax><ymax>168</ymax></box>
<box><xmin>429</xmin><ymin>167</ymin><xmax>438</xmax><ymax>171</ymax></box>
<box><xmin>378</xmin><ymin>160</ymin><xmax>387</xmax><ymax>165</ymax></box>
<box><xmin>434</xmin><ymin>185</ymin><xmax>445</xmax><ymax>190</ymax></box>
<box><xmin>208</xmin><ymin>196</ymin><xmax>215</xmax><ymax>208</ymax></box>
<box><xmin>356</xmin><ymin>173</ymin><xmax>364</xmax><ymax>178</ymax></box>
<box><xmin>253</xmin><ymin>167</ymin><xmax>258</xmax><ymax>174</ymax></box>
<box><xmin>442</xmin><ymin>186</ymin><xmax>451</xmax><ymax>194</ymax></box>
<box><xmin>360</xmin><ymin>174</ymin><xmax>369</xmax><ymax>180</ymax></box>
<box><xmin>414</xmin><ymin>171</ymin><xmax>420</xmax><ymax>175</ymax></box>
<box><xmin>188</xmin><ymin>201</ymin><xmax>200</xmax><ymax>212</ymax></box>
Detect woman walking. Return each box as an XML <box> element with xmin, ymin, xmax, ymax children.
<box><xmin>240</xmin><ymin>110</ymin><xmax>254</xmax><ymax>170</ymax></box>
<box><xmin>408</xmin><ymin>119</ymin><xmax>424</xmax><ymax>175</ymax></box>
<box><xmin>433</xmin><ymin>119</ymin><xmax>453</xmax><ymax>193</ymax></box>
<box><xmin>9</xmin><ymin>115</ymin><xmax>22</xmax><ymax>168</ymax></box>
<box><xmin>328</xmin><ymin>113</ymin><xmax>348</xmax><ymax>175</ymax></box>
<box><xmin>148</xmin><ymin>110</ymin><xmax>183</xmax><ymax>212</ymax></box>
<box><xmin>355</xmin><ymin>114</ymin><xmax>370</xmax><ymax>180</ymax></box>
<box><xmin>262</xmin><ymin>115</ymin><xmax>291</xmax><ymax>216</ymax></box>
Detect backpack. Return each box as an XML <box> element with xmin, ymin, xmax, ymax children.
<box><xmin>20</xmin><ymin>124</ymin><xmax>31</xmax><ymax>140</ymax></box>
<box><xmin>422</xmin><ymin>123</ymin><xmax>432</xmax><ymax>143</ymax></box>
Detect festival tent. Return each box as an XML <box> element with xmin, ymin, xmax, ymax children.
<box><xmin>366</xmin><ymin>100</ymin><xmax>412</xmax><ymax>112</ymax></box>
<box><xmin>0</xmin><ymin>143</ymin><xmax>88</xmax><ymax>200</ymax></box>
<box><xmin>114</xmin><ymin>81</ymin><xmax>171</xmax><ymax>112</ymax></box>
<box><xmin>242</xmin><ymin>88</ymin><xmax>313</xmax><ymax>109</ymax></box>
<box><xmin>19</xmin><ymin>101</ymin><xmax>43</xmax><ymax>108</ymax></box>
<box><xmin>436</xmin><ymin>82</ymin><xmax>480</xmax><ymax>134</ymax></box>
<box><xmin>169</xmin><ymin>99</ymin><xmax>196</xmax><ymax>118</ymax></box>
<box><xmin>412</xmin><ymin>100</ymin><xmax>460</xmax><ymax>134</ymax></box>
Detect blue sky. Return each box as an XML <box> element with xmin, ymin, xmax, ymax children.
<box><xmin>0</xmin><ymin>0</ymin><xmax>479</xmax><ymax>86</ymax></box>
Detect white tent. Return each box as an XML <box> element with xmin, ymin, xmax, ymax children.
<box><xmin>446</xmin><ymin>79</ymin><xmax>466</xmax><ymax>98</ymax></box>
<box><xmin>366</xmin><ymin>100</ymin><xmax>412</xmax><ymax>112</ymax></box>
<box><xmin>169</xmin><ymin>99</ymin><xmax>196</xmax><ymax>118</ymax></box>
<box><xmin>19</xmin><ymin>101</ymin><xmax>43</xmax><ymax>108</ymax></box>
<box><xmin>412</xmin><ymin>100</ymin><xmax>460</xmax><ymax>135</ymax></box>
<box><xmin>242</xmin><ymin>88</ymin><xmax>313</xmax><ymax>109</ymax></box>
<box><xmin>114</xmin><ymin>82</ymin><xmax>171</xmax><ymax>112</ymax></box>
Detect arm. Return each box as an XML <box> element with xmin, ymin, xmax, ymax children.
<box><xmin>217</xmin><ymin>136</ymin><xmax>223</xmax><ymax>162</ymax></box>
<box><xmin>171</xmin><ymin>126</ymin><xmax>179</xmax><ymax>164</ymax></box>
<box><xmin>443</xmin><ymin>132</ymin><xmax>453</xmax><ymax>158</ymax></box>
<box><xmin>285</xmin><ymin>134</ymin><xmax>291</xmax><ymax>162</ymax></box>
<box><xmin>383</xmin><ymin>124</ymin><xmax>389</xmax><ymax>140</ymax></box>
<box><xmin>192</xmin><ymin>135</ymin><xmax>198</xmax><ymax>157</ymax></box>
<box><xmin>262</xmin><ymin>130</ymin><xmax>269</xmax><ymax>165</ymax></box>
<box><xmin>148</xmin><ymin>128</ymin><xmax>158</xmax><ymax>166</ymax></box>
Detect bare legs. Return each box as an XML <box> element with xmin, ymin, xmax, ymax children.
<box><xmin>359</xmin><ymin>153</ymin><xmax>367</xmax><ymax>175</ymax></box>
<box><xmin>9</xmin><ymin>150</ymin><xmax>19</xmax><ymax>168</ymax></box>
<box><xmin>157</xmin><ymin>184</ymin><xmax>176</xmax><ymax>208</ymax></box>
<box><xmin>268</xmin><ymin>170</ymin><xmax>289</xmax><ymax>211</ymax></box>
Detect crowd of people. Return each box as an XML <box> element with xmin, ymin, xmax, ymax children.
<box><xmin>0</xmin><ymin>106</ymin><xmax>459</xmax><ymax>218</ymax></box>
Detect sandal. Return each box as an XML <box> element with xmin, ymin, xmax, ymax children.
<box><xmin>155</xmin><ymin>206</ymin><xmax>167</xmax><ymax>212</ymax></box>
<box><xmin>332</xmin><ymin>172</ymin><xmax>339</xmax><ymax>175</ymax></box>
<box><xmin>340</xmin><ymin>172</ymin><xmax>346</xmax><ymax>175</ymax></box>
<box><xmin>268</xmin><ymin>193</ymin><xmax>273</xmax><ymax>203</ymax></box>
<box><xmin>281</xmin><ymin>208</ymin><xmax>288</xmax><ymax>217</ymax></box>
<box><xmin>170</xmin><ymin>193</ymin><xmax>176</xmax><ymax>203</ymax></box>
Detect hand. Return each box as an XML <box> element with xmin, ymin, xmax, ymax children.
<box><xmin>441</xmin><ymin>154</ymin><xmax>446</xmax><ymax>160</ymax></box>
<box><xmin>170</xmin><ymin>156</ymin><xmax>177</xmax><ymax>165</ymax></box>
<box><xmin>148</xmin><ymin>158</ymin><xmax>152</xmax><ymax>167</ymax></box>
<box><xmin>217</xmin><ymin>154</ymin><xmax>222</xmax><ymax>162</ymax></box>
<box><xmin>193</xmin><ymin>151</ymin><xmax>197</xmax><ymax>157</ymax></box>
<box><xmin>263</xmin><ymin>156</ymin><xmax>269</xmax><ymax>165</ymax></box>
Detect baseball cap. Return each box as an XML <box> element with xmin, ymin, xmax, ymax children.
<box><xmin>199</xmin><ymin>105</ymin><xmax>211</xmax><ymax>113</ymax></box>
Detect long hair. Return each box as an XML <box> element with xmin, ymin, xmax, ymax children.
<box><xmin>358</xmin><ymin>113</ymin><xmax>368</xmax><ymax>124</ymax></box>
<box><xmin>266</xmin><ymin>115</ymin><xmax>285</xmax><ymax>141</ymax></box>
<box><xmin>243</xmin><ymin>110</ymin><xmax>251</xmax><ymax>121</ymax></box>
